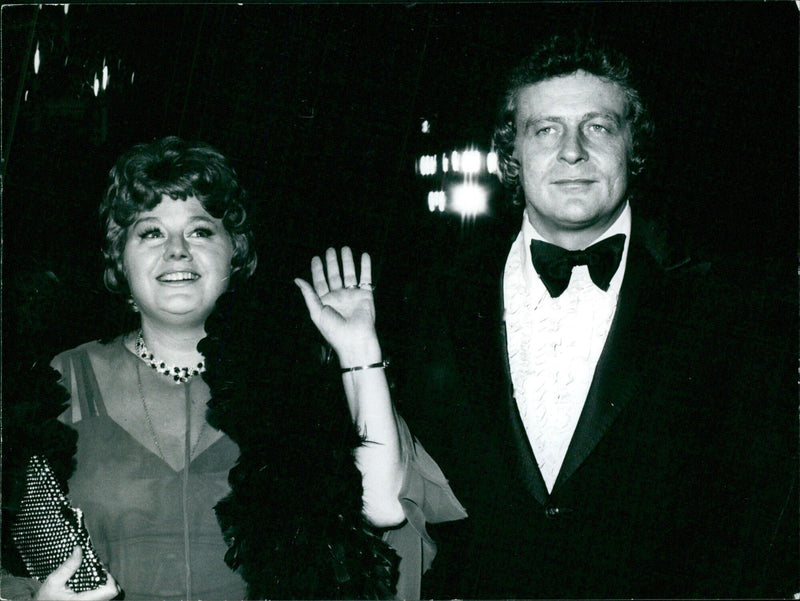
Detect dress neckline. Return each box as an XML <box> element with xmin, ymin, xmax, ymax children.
<box><xmin>108</xmin><ymin>336</ymin><xmax>223</xmax><ymax>471</ymax></box>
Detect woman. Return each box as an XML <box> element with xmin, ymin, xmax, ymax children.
<box><xmin>5</xmin><ymin>136</ymin><xmax>463</xmax><ymax>600</ymax></box>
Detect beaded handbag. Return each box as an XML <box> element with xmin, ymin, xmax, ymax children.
<box><xmin>10</xmin><ymin>454</ymin><xmax>108</xmax><ymax>592</ymax></box>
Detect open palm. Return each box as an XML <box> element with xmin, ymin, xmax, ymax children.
<box><xmin>295</xmin><ymin>247</ymin><xmax>378</xmax><ymax>356</ymax></box>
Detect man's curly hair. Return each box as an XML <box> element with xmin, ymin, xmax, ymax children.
<box><xmin>492</xmin><ymin>35</ymin><xmax>654</xmax><ymax>208</ymax></box>
<box><xmin>99</xmin><ymin>136</ymin><xmax>257</xmax><ymax>295</ymax></box>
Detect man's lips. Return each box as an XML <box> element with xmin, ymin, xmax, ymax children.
<box><xmin>552</xmin><ymin>178</ymin><xmax>596</xmax><ymax>185</ymax></box>
<box><xmin>156</xmin><ymin>271</ymin><xmax>200</xmax><ymax>283</ymax></box>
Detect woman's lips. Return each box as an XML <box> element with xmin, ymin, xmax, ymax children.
<box><xmin>156</xmin><ymin>271</ymin><xmax>200</xmax><ymax>283</ymax></box>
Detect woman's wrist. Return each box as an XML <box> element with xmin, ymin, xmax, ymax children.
<box><xmin>340</xmin><ymin>359</ymin><xmax>389</xmax><ymax>374</ymax></box>
<box><xmin>335</xmin><ymin>336</ymin><xmax>383</xmax><ymax>370</ymax></box>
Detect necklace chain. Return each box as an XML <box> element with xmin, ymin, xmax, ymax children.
<box><xmin>135</xmin><ymin>329</ymin><xmax>205</xmax><ymax>384</ymax></box>
<box><xmin>136</xmin><ymin>362</ymin><xmax>207</xmax><ymax>465</ymax></box>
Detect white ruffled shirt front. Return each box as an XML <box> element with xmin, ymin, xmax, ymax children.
<box><xmin>503</xmin><ymin>204</ymin><xmax>631</xmax><ymax>492</ymax></box>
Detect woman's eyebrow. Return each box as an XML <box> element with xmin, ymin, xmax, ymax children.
<box><xmin>130</xmin><ymin>215</ymin><xmax>159</xmax><ymax>227</ymax></box>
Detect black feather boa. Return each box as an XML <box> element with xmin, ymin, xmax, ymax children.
<box><xmin>1</xmin><ymin>359</ymin><xmax>78</xmax><ymax>578</ymax></box>
<box><xmin>198</xmin><ymin>285</ymin><xmax>399</xmax><ymax>599</ymax></box>
<box><xmin>2</xmin><ymin>269</ymin><xmax>84</xmax><ymax>578</ymax></box>
<box><xmin>1</xmin><ymin>280</ymin><xmax>399</xmax><ymax>598</ymax></box>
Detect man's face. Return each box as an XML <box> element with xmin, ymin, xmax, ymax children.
<box><xmin>513</xmin><ymin>70</ymin><xmax>632</xmax><ymax>248</ymax></box>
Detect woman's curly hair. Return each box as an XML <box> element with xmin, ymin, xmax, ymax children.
<box><xmin>99</xmin><ymin>136</ymin><xmax>257</xmax><ymax>295</ymax></box>
<box><xmin>492</xmin><ymin>35</ymin><xmax>654</xmax><ymax>208</ymax></box>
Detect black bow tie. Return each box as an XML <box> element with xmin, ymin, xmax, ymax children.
<box><xmin>530</xmin><ymin>233</ymin><xmax>626</xmax><ymax>298</ymax></box>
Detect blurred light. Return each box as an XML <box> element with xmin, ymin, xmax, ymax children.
<box><xmin>64</xmin><ymin>55</ymin><xmax>69</xmax><ymax>66</ymax></box>
<box><xmin>451</xmin><ymin>183</ymin><xmax>487</xmax><ymax>217</ymax></box>
<box><xmin>419</xmin><ymin>154</ymin><xmax>437</xmax><ymax>176</ymax></box>
<box><xmin>487</xmin><ymin>151</ymin><xmax>498</xmax><ymax>174</ymax></box>
<box><xmin>442</xmin><ymin>154</ymin><xmax>449</xmax><ymax>173</ymax></box>
<box><xmin>421</xmin><ymin>119</ymin><xmax>430</xmax><ymax>134</ymax></box>
<box><xmin>24</xmin><ymin>90</ymin><xmax>29</xmax><ymax>102</ymax></box>
<box><xmin>93</xmin><ymin>73</ymin><xmax>99</xmax><ymax>96</ymax></box>
<box><xmin>64</xmin><ymin>4</ymin><xmax>69</xmax><ymax>14</ymax></box>
<box><xmin>451</xmin><ymin>151</ymin><xmax>461</xmax><ymax>172</ymax></box>
<box><xmin>34</xmin><ymin>43</ymin><xmax>40</xmax><ymax>74</ymax></box>
<box><xmin>427</xmin><ymin>190</ymin><xmax>446</xmax><ymax>212</ymax></box>
<box><xmin>130</xmin><ymin>72</ymin><xmax>135</xmax><ymax>84</ymax></box>
<box><xmin>462</xmin><ymin>149</ymin><xmax>482</xmax><ymax>175</ymax></box>
<box><xmin>102</xmin><ymin>60</ymin><xmax>109</xmax><ymax>90</ymax></box>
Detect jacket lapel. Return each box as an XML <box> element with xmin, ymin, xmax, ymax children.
<box><xmin>440</xmin><ymin>221</ymin><xmax>554</xmax><ymax>501</ymax></box>
<box><xmin>443</xmin><ymin>215</ymin><xmax>669</xmax><ymax>503</ymax></box>
<box><xmin>507</xmin><ymin>385</ymin><xmax>551</xmax><ymax>503</ymax></box>
<box><xmin>552</xmin><ymin>229</ymin><xmax>663</xmax><ymax>493</ymax></box>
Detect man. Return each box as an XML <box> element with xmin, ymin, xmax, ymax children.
<box><xmin>393</xmin><ymin>35</ymin><xmax>797</xmax><ymax>598</ymax></box>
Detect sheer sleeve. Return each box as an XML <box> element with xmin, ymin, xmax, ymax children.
<box><xmin>383</xmin><ymin>415</ymin><xmax>467</xmax><ymax>600</ymax></box>
<box><xmin>0</xmin><ymin>569</ymin><xmax>40</xmax><ymax>600</ymax></box>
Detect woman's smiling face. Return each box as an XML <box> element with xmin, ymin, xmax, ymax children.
<box><xmin>123</xmin><ymin>194</ymin><xmax>234</xmax><ymax>329</ymax></box>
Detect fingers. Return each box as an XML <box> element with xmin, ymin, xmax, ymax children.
<box><xmin>75</xmin><ymin>572</ymin><xmax>120</xmax><ymax>601</ymax></box>
<box><xmin>294</xmin><ymin>278</ymin><xmax>323</xmax><ymax>318</ymax></box>
<box><xmin>50</xmin><ymin>546</ymin><xmax>83</xmax><ymax>585</ymax></box>
<box><xmin>307</xmin><ymin>247</ymin><xmax>373</xmax><ymax>294</ymax></box>
<box><xmin>359</xmin><ymin>252</ymin><xmax>372</xmax><ymax>289</ymax></box>
<box><xmin>37</xmin><ymin>546</ymin><xmax>121</xmax><ymax>601</ymax></box>
<box><xmin>37</xmin><ymin>547</ymin><xmax>81</xmax><ymax>600</ymax></box>
<box><xmin>310</xmin><ymin>256</ymin><xmax>329</xmax><ymax>296</ymax></box>
<box><xmin>325</xmin><ymin>248</ymin><xmax>343</xmax><ymax>291</ymax></box>
<box><xmin>341</xmin><ymin>247</ymin><xmax>358</xmax><ymax>288</ymax></box>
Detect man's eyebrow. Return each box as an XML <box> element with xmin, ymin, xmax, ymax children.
<box><xmin>522</xmin><ymin>111</ymin><xmax>624</xmax><ymax>125</ymax></box>
<box><xmin>583</xmin><ymin>111</ymin><xmax>624</xmax><ymax>124</ymax></box>
<box><xmin>519</xmin><ymin>116</ymin><xmax>564</xmax><ymax>132</ymax></box>
<box><xmin>523</xmin><ymin>115</ymin><xmax>565</xmax><ymax>125</ymax></box>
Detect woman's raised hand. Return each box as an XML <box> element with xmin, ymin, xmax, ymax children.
<box><xmin>294</xmin><ymin>247</ymin><xmax>381</xmax><ymax>366</ymax></box>
<box><xmin>297</xmin><ymin>247</ymin><xmax>404</xmax><ymax>528</ymax></box>
<box><xmin>35</xmin><ymin>547</ymin><xmax>120</xmax><ymax>601</ymax></box>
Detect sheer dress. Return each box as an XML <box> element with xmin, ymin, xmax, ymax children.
<box><xmin>50</xmin><ymin>336</ymin><xmax>466</xmax><ymax>600</ymax></box>
<box><xmin>52</xmin><ymin>338</ymin><xmax>246</xmax><ymax>601</ymax></box>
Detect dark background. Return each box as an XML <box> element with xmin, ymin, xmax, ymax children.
<box><xmin>2</xmin><ymin>2</ymin><xmax>797</xmax><ymax>358</ymax></box>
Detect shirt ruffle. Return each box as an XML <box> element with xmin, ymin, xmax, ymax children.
<box><xmin>504</xmin><ymin>227</ymin><xmax>621</xmax><ymax>491</ymax></box>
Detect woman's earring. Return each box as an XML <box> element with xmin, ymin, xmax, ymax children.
<box><xmin>127</xmin><ymin>297</ymin><xmax>139</xmax><ymax>313</ymax></box>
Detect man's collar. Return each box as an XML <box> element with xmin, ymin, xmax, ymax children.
<box><xmin>523</xmin><ymin>201</ymin><xmax>632</xmax><ymax>247</ymax></box>
<box><xmin>518</xmin><ymin>202</ymin><xmax>632</xmax><ymax>297</ymax></box>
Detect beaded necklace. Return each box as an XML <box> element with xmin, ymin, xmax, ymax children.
<box><xmin>135</xmin><ymin>329</ymin><xmax>205</xmax><ymax>383</ymax></box>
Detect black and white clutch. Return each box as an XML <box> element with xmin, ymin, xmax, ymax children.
<box><xmin>10</xmin><ymin>454</ymin><xmax>108</xmax><ymax>592</ymax></box>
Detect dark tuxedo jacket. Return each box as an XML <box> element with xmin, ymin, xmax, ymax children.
<box><xmin>391</xmin><ymin>213</ymin><xmax>797</xmax><ymax>599</ymax></box>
